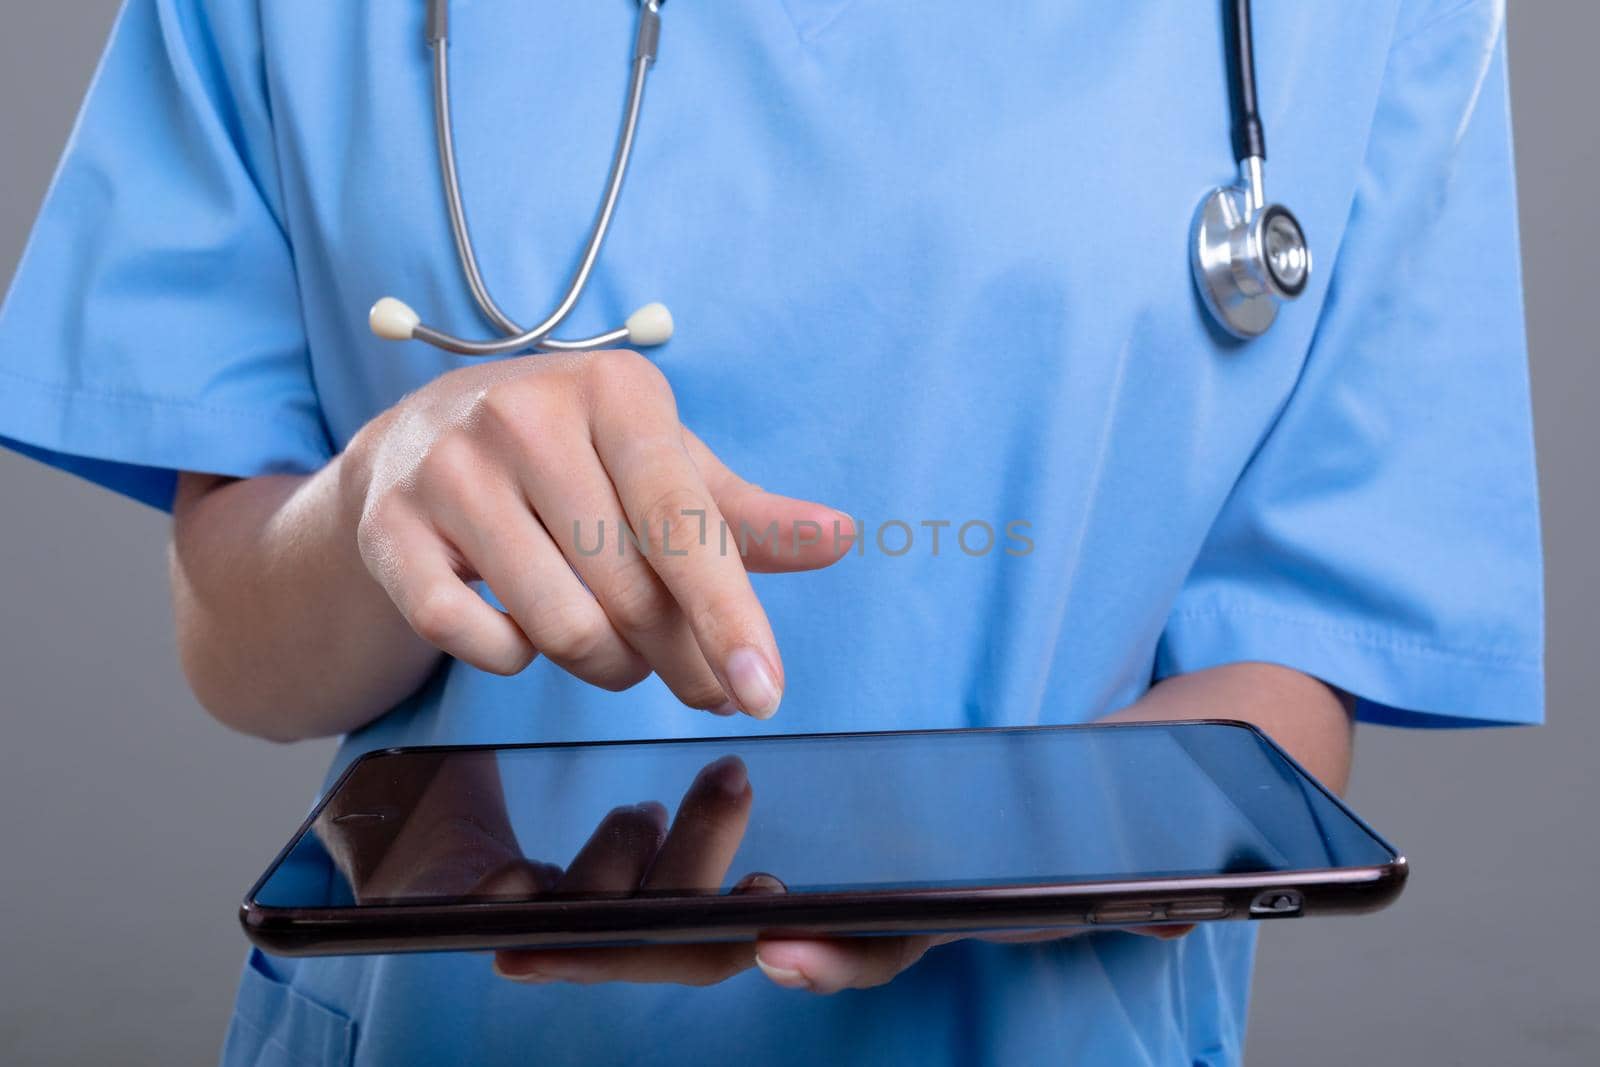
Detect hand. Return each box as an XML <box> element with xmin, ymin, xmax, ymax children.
<box><xmin>499</xmin><ymin>919</ymin><xmax>1192</xmax><ymax>994</ymax></box>
<box><xmin>320</xmin><ymin>750</ymin><xmax>776</xmax><ymax>987</ymax></box>
<box><xmin>743</xmin><ymin>922</ymin><xmax>1193</xmax><ymax>996</ymax></box>
<box><xmin>341</xmin><ymin>349</ymin><xmax>851</xmax><ymax>717</ymax></box>
<box><xmin>494</xmin><ymin>754</ymin><xmax>777</xmax><ymax>986</ymax></box>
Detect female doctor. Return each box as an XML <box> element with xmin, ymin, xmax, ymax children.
<box><xmin>0</xmin><ymin>0</ymin><xmax>1542</xmax><ymax>1064</ymax></box>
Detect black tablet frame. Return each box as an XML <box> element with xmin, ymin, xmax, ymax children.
<box><xmin>241</xmin><ymin>720</ymin><xmax>1407</xmax><ymax>957</ymax></box>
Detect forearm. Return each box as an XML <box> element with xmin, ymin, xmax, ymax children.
<box><xmin>169</xmin><ymin>458</ymin><xmax>440</xmax><ymax>741</ymax></box>
<box><xmin>1111</xmin><ymin>662</ymin><xmax>1356</xmax><ymax>792</ymax></box>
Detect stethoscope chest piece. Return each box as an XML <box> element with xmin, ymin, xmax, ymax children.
<box><xmin>1189</xmin><ymin>0</ymin><xmax>1313</xmax><ymax>341</ymax></box>
<box><xmin>1191</xmin><ymin>182</ymin><xmax>1310</xmax><ymax>339</ymax></box>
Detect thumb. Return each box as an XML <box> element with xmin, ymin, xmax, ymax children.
<box><xmin>682</xmin><ymin>429</ymin><xmax>855</xmax><ymax>574</ymax></box>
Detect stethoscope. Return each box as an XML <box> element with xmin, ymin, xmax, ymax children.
<box><xmin>369</xmin><ymin>0</ymin><xmax>1310</xmax><ymax>353</ymax></box>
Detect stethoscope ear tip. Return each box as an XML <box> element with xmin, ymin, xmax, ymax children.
<box><xmin>370</xmin><ymin>297</ymin><xmax>421</xmax><ymax>341</ymax></box>
<box><xmin>625</xmin><ymin>302</ymin><xmax>674</xmax><ymax>347</ymax></box>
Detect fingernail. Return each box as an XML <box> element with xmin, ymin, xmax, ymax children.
<box><xmin>726</xmin><ymin>647</ymin><xmax>781</xmax><ymax>719</ymax></box>
<box><xmin>755</xmin><ymin>954</ymin><xmax>812</xmax><ymax>991</ymax></box>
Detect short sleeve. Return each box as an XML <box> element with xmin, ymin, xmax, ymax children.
<box><xmin>0</xmin><ymin>0</ymin><xmax>330</xmax><ymax>510</ymax></box>
<box><xmin>1156</xmin><ymin>2</ymin><xmax>1544</xmax><ymax>727</ymax></box>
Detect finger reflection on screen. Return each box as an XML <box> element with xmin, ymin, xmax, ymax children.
<box><xmin>312</xmin><ymin>753</ymin><xmax>764</xmax><ymax>906</ymax></box>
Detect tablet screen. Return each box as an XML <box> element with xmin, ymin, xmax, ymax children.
<box><xmin>252</xmin><ymin>723</ymin><xmax>1395</xmax><ymax>909</ymax></box>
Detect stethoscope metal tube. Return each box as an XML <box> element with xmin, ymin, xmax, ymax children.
<box><xmin>370</xmin><ymin>0</ymin><xmax>672</xmax><ymax>355</ymax></box>
<box><xmin>1190</xmin><ymin>0</ymin><xmax>1311</xmax><ymax>339</ymax></box>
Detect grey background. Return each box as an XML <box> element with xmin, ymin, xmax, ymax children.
<box><xmin>0</xmin><ymin>4</ymin><xmax>1593</xmax><ymax>1065</ymax></box>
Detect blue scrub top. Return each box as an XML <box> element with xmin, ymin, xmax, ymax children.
<box><xmin>0</xmin><ymin>1</ymin><xmax>1543</xmax><ymax>1064</ymax></box>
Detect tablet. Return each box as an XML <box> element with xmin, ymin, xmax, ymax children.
<box><xmin>241</xmin><ymin>720</ymin><xmax>1406</xmax><ymax>956</ymax></box>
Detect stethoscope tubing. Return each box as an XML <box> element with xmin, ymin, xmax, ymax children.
<box><xmin>401</xmin><ymin>0</ymin><xmax>664</xmax><ymax>355</ymax></box>
<box><xmin>375</xmin><ymin>0</ymin><xmax>1305</xmax><ymax>354</ymax></box>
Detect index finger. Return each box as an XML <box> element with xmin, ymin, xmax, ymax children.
<box><xmin>590</xmin><ymin>412</ymin><xmax>784</xmax><ymax>720</ymax></box>
<box><xmin>641</xmin><ymin>755</ymin><xmax>753</xmax><ymax>891</ymax></box>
